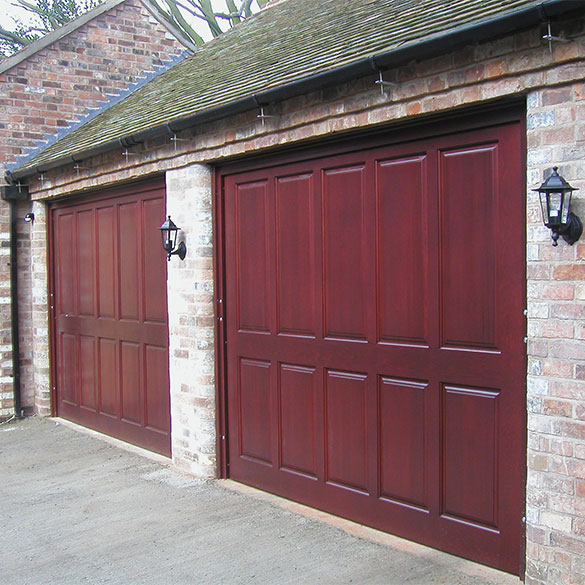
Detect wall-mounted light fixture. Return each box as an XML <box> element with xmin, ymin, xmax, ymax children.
<box><xmin>23</xmin><ymin>213</ymin><xmax>34</xmax><ymax>223</ymax></box>
<box><xmin>533</xmin><ymin>167</ymin><xmax>583</xmax><ymax>246</ymax></box>
<box><xmin>158</xmin><ymin>215</ymin><xmax>187</xmax><ymax>261</ymax></box>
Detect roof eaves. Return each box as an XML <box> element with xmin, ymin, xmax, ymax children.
<box><xmin>0</xmin><ymin>0</ymin><xmax>128</xmax><ymax>75</ymax></box>
<box><xmin>8</xmin><ymin>0</ymin><xmax>583</xmax><ymax>182</ymax></box>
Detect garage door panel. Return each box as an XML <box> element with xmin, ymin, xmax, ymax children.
<box><xmin>276</xmin><ymin>174</ymin><xmax>316</xmax><ymax>337</ymax></box>
<box><xmin>235</xmin><ymin>181</ymin><xmax>271</xmax><ymax>333</ymax></box>
<box><xmin>279</xmin><ymin>363</ymin><xmax>318</xmax><ymax>477</ymax></box>
<box><xmin>441</xmin><ymin>146</ymin><xmax>497</xmax><ymax>351</ymax></box>
<box><xmin>145</xmin><ymin>344</ymin><xmax>170</xmax><ymax>431</ymax></box>
<box><xmin>121</xmin><ymin>341</ymin><xmax>142</xmax><ymax>425</ymax></box>
<box><xmin>98</xmin><ymin>337</ymin><xmax>118</xmax><ymax>416</ymax></box>
<box><xmin>97</xmin><ymin>206</ymin><xmax>116</xmax><ymax>319</ymax></box>
<box><xmin>119</xmin><ymin>202</ymin><xmax>140</xmax><ymax>321</ymax></box>
<box><xmin>323</xmin><ymin>166</ymin><xmax>367</xmax><ymax>341</ymax></box>
<box><xmin>79</xmin><ymin>335</ymin><xmax>97</xmax><ymax>411</ymax></box>
<box><xmin>60</xmin><ymin>332</ymin><xmax>78</xmax><ymax>405</ymax></box>
<box><xmin>377</xmin><ymin>156</ymin><xmax>428</xmax><ymax>346</ymax></box>
<box><xmin>239</xmin><ymin>358</ymin><xmax>273</xmax><ymax>463</ymax></box>
<box><xmin>325</xmin><ymin>370</ymin><xmax>369</xmax><ymax>493</ymax></box>
<box><xmin>442</xmin><ymin>385</ymin><xmax>499</xmax><ymax>529</ymax></box>
<box><xmin>143</xmin><ymin>198</ymin><xmax>167</xmax><ymax>324</ymax></box>
<box><xmin>52</xmin><ymin>180</ymin><xmax>170</xmax><ymax>456</ymax></box>
<box><xmin>77</xmin><ymin>209</ymin><xmax>96</xmax><ymax>316</ymax></box>
<box><xmin>379</xmin><ymin>376</ymin><xmax>428</xmax><ymax>508</ymax></box>
<box><xmin>56</xmin><ymin>213</ymin><xmax>76</xmax><ymax>316</ymax></box>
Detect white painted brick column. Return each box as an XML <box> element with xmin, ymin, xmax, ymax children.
<box><xmin>165</xmin><ymin>164</ymin><xmax>217</xmax><ymax>478</ymax></box>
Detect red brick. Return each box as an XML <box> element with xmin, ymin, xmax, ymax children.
<box><xmin>542</xmin><ymin>87</ymin><xmax>574</xmax><ymax>106</ymax></box>
<box><xmin>543</xmin><ymin>399</ymin><xmax>573</xmax><ymax>417</ymax></box>
<box><xmin>554</xmin><ymin>265</ymin><xmax>585</xmax><ymax>281</ymax></box>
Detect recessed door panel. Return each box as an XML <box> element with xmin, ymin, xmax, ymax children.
<box><xmin>79</xmin><ymin>335</ymin><xmax>97</xmax><ymax>411</ymax></box>
<box><xmin>143</xmin><ymin>198</ymin><xmax>167</xmax><ymax>324</ymax></box>
<box><xmin>240</xmin><ymin>358</ymin><xmax>272</xmax><ymax>463</ymax></box>
<box><xmin>60</xmin><ymin>333</ymin><xmax>78</xmax><ymax>405</ymax></box>
<box><xmin>279</xmin><ymin>363</ymin><xmax>318</xmax><ymax>477</ymax></box>
<box><xmin>119</xmin><ymin>202</ymin><xmax>140</xmax><ymax>322</ymax></box>
<box><xmin>276</xmin><ymin>174</ymin><xmax>316</xmax><ymax>337</ymax></box>
<box><xmin>77</xmin><ymin>210</ymin><xmax>95</xmax><ymax>317</ymax></box>
<box><xmin>379</xmin><ymin>377</ymin><xmax>428</xmax><ymax>508</ymax></box>
<box><xmin>145</xmin><ymin>344</ymin><xmax>170</xmax><ymax>432</ymax></box>
<box><xmin>323</xmin><ymin>166</ymin><xmax>367</xmax><ymax>340</ymax></box>
<box><xmin>325</xmin><ymin>370</ymin><xmax>368</xmax><ymax>493</ymax></box>
<box><xmin>99</xmin><ymin>337</ymin><xmax>118</xmax><ymax>416</ymax></box>
<box><xmin>377</xmin><ymin>157</ymin><xmax>428</xmax><ymax>345</ymax></box>
<box><xmin>440</xmin><ymin>146</ymin><xmax>498</xmax><ymax>351</ymax></box>
<box><xmin>97</xmin><ymin>207</ymin><xmax>116</xmax><ymax>319</ymax></box>
<box><xmin>56</xmin><ymin>213</ymin><xmax>75</xmax><ymax>316</ymax></box>
<box><xmin>442</xmin><ymin>385</ymin><xmax>499</xmax><ymax>528</ymax></box>
<box><xmin>121</xmin><ymin>341</ymin><xmax>142</xmax><ymax>425</ymax></box>
<box><xmin>236</xmin><ymin>181</ymin><xmax>270</xmax><ymax>333</ymax></box>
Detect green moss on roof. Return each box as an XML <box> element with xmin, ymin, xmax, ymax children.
<box><xmin>16</xmin><ymin>0</ymin><xmax>549</xmax><ymax>173</ymax></box>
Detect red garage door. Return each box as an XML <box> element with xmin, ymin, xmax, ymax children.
<box><xmin>51</xmin><ymin>178</ymin><xmax>170</xmax><ymax>456</ymax></box>
<box><xmin>222</xmin><ymin>118</ymin><xmax>526</xmax><ymax>573</ymax></box>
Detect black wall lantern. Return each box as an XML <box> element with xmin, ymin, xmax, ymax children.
<box><xmin>158</xmin><ymin>215</ymin><xmax>187</xmax><ymax>260</ymax></box>
<box><xmin>534</xmin><ymin>167</ymin><xmax>583</xmax><ymax>246</ymax></box>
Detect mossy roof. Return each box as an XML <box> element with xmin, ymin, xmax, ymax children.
<box><xmin>13</xmin><ymin>0</ymin><xmax>565</xmax><ymax>175</ymax></box>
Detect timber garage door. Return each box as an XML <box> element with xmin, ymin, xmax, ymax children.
<box><xmin>222</xmin><ymin>119</ymin><xmax>526</xmax><ymax>573</ymax></box>
<box><xmin>51</xmin><ymin>179</ymin><xmax>170</xmax><ymax>456</ymax></box>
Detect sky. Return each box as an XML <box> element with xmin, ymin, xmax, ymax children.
<box><xmin>1</xmin><ymin>0</ymin><xmax>33</xmax><ymax>29</ymax></box>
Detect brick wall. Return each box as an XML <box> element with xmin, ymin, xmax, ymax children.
<box><xmin>12</xmin><ymin>12</ymin><xmax>585</xmax><ymax>585</ymax></box>
<box><xmin>0</xmin><ymin>0</ymin><xmax>189</xmax><ymax>417</ymax></box>
<box><xmin>525</xmin><ymin>82</ymin><xmax>585</xmax><ymax>585</ymax></box>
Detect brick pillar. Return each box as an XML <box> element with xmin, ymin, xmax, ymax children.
<box><xmin>30</xmin><ymin>201</ymin><xmax>51</xmax><ymax>416</ymax></box>
<box><xmin>166</xmin><ymin>164</ymin><xmax>217</xmax><ymax>477</ymax></box>
<box><xmin>525</xmin><ymin>84</ymin><xmax>585</xmax><ymax>585</ymax></box>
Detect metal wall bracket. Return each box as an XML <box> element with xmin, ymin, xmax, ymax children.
<box><xmin>122</xmin><ymin>149</ymin><xmax>141</xmax><ymax>163</ymax></box>
<box><xmin>543</xmin><ymin>21</ymin><xmax>570</xmax><ymax>53</ymax></box>
<box><xmin>73</xmin><ymin>163</ymin><xmax>90</xmax><ymax>177</ymax></box>
<box><xmin>375</xmin><ymin>70</ymin><xmax>394</xmax><ymax>95</ymax></box>
<box><xmin>257</xmin><ymin>106</ymin><xmax>277</xmax><ymax>127</ymax></box>
<box><xmin>170</xmin><ymin>133</ymin><xmax>189</xmax><ymax>152</ymax></box>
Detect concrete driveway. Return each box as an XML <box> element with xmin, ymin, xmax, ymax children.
<box><xmin>0</xmin><ymin>417</ymin><xmax>520</xmax><ymax>585</ymax></box>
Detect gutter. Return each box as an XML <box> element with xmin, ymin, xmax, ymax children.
<box><xmin>7</xmin><ymin>0</ymin><xmax>580</xmax><ymax>182</ymax></box>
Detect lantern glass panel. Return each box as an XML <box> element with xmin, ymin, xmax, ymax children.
<box><xmin>561</xmin><ymin>192</ymin><xmax>572</xmax><ymax>224</ymax></box>
<box><xmin>548</xmin><ymin>192</ymin><xmax>562</xmax><ymax>226</ymax></box>
<box><xmin>539</xmin><ymin>192</ymin><xmax>548</xmax><ymax>225</ymax></box>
